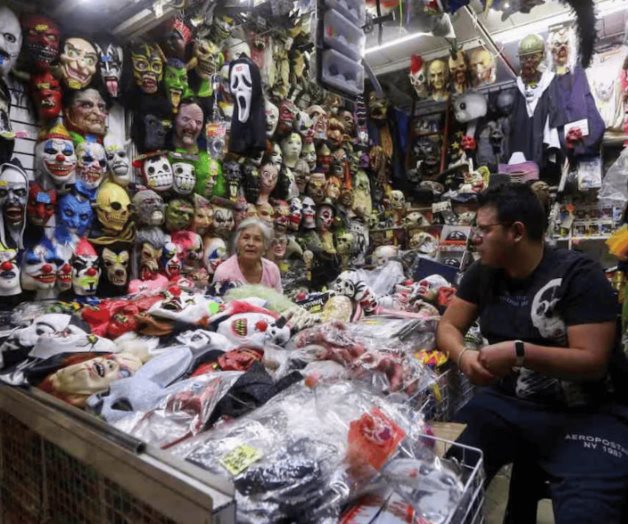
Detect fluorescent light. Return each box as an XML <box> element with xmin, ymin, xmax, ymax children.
<box><xmin>364</xmin><ymin>32</ymin><xmax>431</xmax><ymax>55</ymax></box>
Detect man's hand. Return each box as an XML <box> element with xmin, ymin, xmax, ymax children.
<box><xmin>478</xmin><ymin>341</ymin><xmax>516</xmax><ymax>378</ymax></box>
<box><xmin>459</xmin><ymin>350</ymin><xmax>496</xmax><ymax>386</ymax></box>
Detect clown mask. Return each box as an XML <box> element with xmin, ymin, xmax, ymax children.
<box><xmin>273</xmin><ymin>200</ymin><xmax>290</xmax><ymax>234</ymax></box>
<box><xmin>165</xmin><ymin>198</ymin><xmax>194</xmax><ymax>232</ymax></box>
<box><xmin>164</xmin><ymin>59</ymin><xmax>190</xmax><ymax>113</ymax></box>
<box><xmin>30</xmin><ymin>71</ymin><xmax>62</xmax><ymax>121</ymax></box>
<box><xmin>142</xmin><ymin>154</ymin><xmax>173</xmax><ymax>192</ymax></box>
<box><xmin>104</xmin><ymin>141</ymin><xmax>130</xmax><ymax>186</ymax></box>
<box><xmin>56</xmin><ymin>250</ymin><xmax>72</xmax><ymax>292</ymax></box>
<box><xmin>71</xmin><ymin>239</ymin><xmax>100</xmax><ymax>296</ymax></box>
<box><xmin>59</xmin><ymin>37</ymin><xmax>98</xmax><ymax>89</ymax></box>
<box><xmin>174</xmin><ymin>102</ymin><xmax>204</xmax><ymax>153</ymax></box>
<box><xmin>95</xmin><ymin>182</ymin><xmax>131</xmax><ymax>232</ymax></box>
<box><xmin>57</xmin><ymin>192</ymin><xmax>93</xmax><ymax>236</ymax></box>
<box><xmin>101</xmin><ymin>246</ymin><xmax>129</xmax><ymax>288</ymax></box>
<box><xmin>316</xmin><ymin>204</ymin><xmax>334</xmax><ymax>232</ymax></box>
<box><xmin>409</xmin><ymin>54</ymin><xmax>428</xmax><ymax>99</ymax></box>
<box><xmin>76</xmin><ymin>140</ymin><xmax>107</xmax><ymax>190</ymax></box>
<box><xmin>265</xmin><ymin>99</ymin><xmax>279</xmax><ymax>138</ymax></box>
<box><xmin>0</xmin><ymin>7</ymin><xmax>22</xmax><ymax>78</ymax></box>
<box><xmin>203</xmin><ymin>237</ymin><xmax>226</xmax><ymax>275</ymax></box>
<box><xmin>161</xmin><ymin>241</ymin><xmax>182</xmax><ymax>278</ymax></box>
<box><xmin>0</xmin><ymin>246</ymin><xmax>20</xmax><ymax>296</ymax></box>
<box><xmin>22</xmin><ymin>14</ymin><xmax>60</xmax><ymax>72</ymax></box>
<box><xmin>549</xmin><ymin>27</ymin><xmax>572</xmax><ymax>74</ymax></box>
<box><xmin>306</xmin><ymin>172</ymin><xmax>326</xmax><ymax>204</ymax></box>
<box><xmin>131</xmin><ymin>43</ymin><xmax>163</xmax><ymax>95</ymax></box>
<box><xmin>212</xmin><ymin>206</ymin><xmax>234</xmax><ymax>238</ymax></box>
<box><xmin>27</xmin><ymin>183</ymin><xmax>56</xmax><ymax>227</ymax></box>
<box><xmin>95</xmin><ymin>42</ymin><xmax>123</xmax><ymax>98</ymax></box>
<box><xmin>64</xmin><ymin>88</ymin><xmax>108</xmax><ymax>137</ymax></box>
<box><xmin>302</xmin><ymin>196</ymin><xmax>316</xmax><ymax>229</ymax></box>
<box><xmin>171</xmin><ymin>162</ymin><xmax>196</xmax><ymax>195</ymax></box>
<box><xmin>21</xmin><ymin>238</ymin><xmax>57</xmax><ymax>290</ymax></box>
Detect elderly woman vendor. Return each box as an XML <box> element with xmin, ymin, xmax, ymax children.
<box><xmin>212</xmin><ymin>217</ymin><xmax>283</xmax><ymax>292</ymax></box>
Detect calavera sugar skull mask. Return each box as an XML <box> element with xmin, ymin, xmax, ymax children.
<box><xmin>59</xmin><ymin>37</ymin><xmax>98</xmax><ymax>89</ymax></box>
<box><xmin>27</xmin><ymin>183</ymin><xmax>56</xmax><ymax>227</ymax></box>
<box><xmin>131</xmin><ymin>43</ymin><xmax>164</xmax><ymax>95</ymax></box>
<box><xmin>57</xmin><ymin>192</ymin><xmax>93</xmax><ymax>236</ymax></box>
<box><xmin>95</xmin><ymin>42</ymin><xmax>123</xmax><ymax>98</ymax></box>
<box><xmin>101</xmin><ymin>246</ymin><xmax>129</xmax><ymax>287</ymax></box>
<box><xmin>21</xmin><ymin>13</ymin><xmax>60</xmax><ymax>72</ymax></box>
<box><xmin>76</xmin><ymin>140</ymin><xmax>107</xmax><ymax>190</ymax></box>
<box><xmin>142</xmin><ymin>154</ymin><xmax>173</xmax><ymax>192</ymax></box>
<box><xmin>64</xmin><ymin>88</ymin><xmax>108</xmax><ymax>137</ymax></box>
<box><xmin>71</xmin><ymin>238</ymin><xmax>100</xmax><ymax>296</ymax></box>
<box><xmin>165</xmin><ymin>198</ymin><xmax>194</xmax><ymax>232</ymax></box>
<box><xmin>95</xmin><ymin>182</ymin><xmax>131</xmax><ymax>232</ymax></box>
<box><xmin>21</xmin><ymin>238</ymin><xmax>57</xmax><ymax>290</ymax></box>
<box><xmin>0</xmin><ymin>7</ymin><xmax>22</xmax><ymax>78</ymax></box>
<box><xmin>30</xmin><ymin>71</ymin><xmax>62</xmax><ymax>121</ymax></box>
<box><xmin>171</xmin><ymin>161</ymin><xmax>196</xmax><ymax>195</ymax></box>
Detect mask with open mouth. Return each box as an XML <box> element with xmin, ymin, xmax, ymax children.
<box><xmin>76</xmin><ymin>140</ymin><xmax>107</xmax><ymax>191</ymax></box>
<box><xmin>141</xmin><ymin>154</ymin><xmax>173</xmax><ymax>193</ymax></box>
<box><xmin>104</xmin><ymin>139</ymin><xmax>130</xmax><ymax>186</ymax></box>
<box><xmin>21</xmin><ymin>13</ymin><xmax>59</xmax><ymax>72</ymax></box>
<box><xmin>173</xmin><ymin>101</ymin><xmax>204</xmax><ymax>153</ymax></box>
<box><xmin>133</xmin><ymin>189</ymin><xmax>164</xmax><ymax>226</ymax></box>
<box><xmin>27</xmin><ymin>182</ymin><xmax>56</xmax><ymax>228</ymax></box>
<box><xmin>59</xmin><ymin>37</ymin><xmax>98</xmax><ymax>90</ymax></box>
<box><xmin>161</xmin><ymin>240</ymin><xmax>182</xmax><ymax>279</ymax></box>
<box><xmin>57</xmin><ymin>191</ymin><xmax>93</xmax><ymax>237</ymax></box>
<box><xmin>164</xmin><ymin>58</ymin><xmax>190</xmax><ymax>113</ymax></box>
<box><xmin>0</xmin><ymin>245</ymin><xmax>20</xmax><ymax>296</ymax></box>
<box><xmin>21</xmin><ymin>237</ymin><xmax>58</xmax><ymax>291</ymax></box>
<box><xmin>71</xmin><ymin>238</ymin><xmax>100</xmax><ymax>296</ymax></box>
<box><xmin>35</xmin><ymin>122</ymin><xmax>76</xmax><ymax>187</ymax></box>
<box><xmin>131</xmin><ymin>43</ymin><xmax>163</xmax><ymax>95</ymax></box>
<box><xmin>94</xmin><ymin>41</ymin><xmax>123</xmax><ymax>98</ymax></box>
<box><xmin>0</xmin><ymin>6</ymin><xmax>22</xmax><ymax>79</ymax></box>
<box><xmin>55</xmin><ymin>251</ymin><xmax>72</xmax><ymax>292</ymax></box>
<box><xmin>30</xmin><ymin>71</ymin><xmax>62</xmax><ymax>121</ymax></box>
<box><xmin>0</xmin><ymin>161</ymin><xmax>27</xmax><ymax>249</ymax></box>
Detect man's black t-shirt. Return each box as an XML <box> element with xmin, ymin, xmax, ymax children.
<box><xmin>457</xmin><ymin>246</ymin><xmax>617</xmax><ymax>407</ymax></box>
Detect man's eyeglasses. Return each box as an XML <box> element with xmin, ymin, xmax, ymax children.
<box><xmin>472</xmin><ymin>222</ymin><xmax>510</xmax><ymax>238</ymax></box>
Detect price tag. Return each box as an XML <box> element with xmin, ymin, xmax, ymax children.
<box><xmin>219</xmin><ymin>445</ymin><xmax>263</xmax><ymax>476</ymax></box>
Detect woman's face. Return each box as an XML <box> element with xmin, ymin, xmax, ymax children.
<box><xmin>237</xmin><ymin>226</ymin><xmax>265</xmax><ymax>262</ymax></box>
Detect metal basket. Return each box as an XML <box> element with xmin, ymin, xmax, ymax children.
<box><xmin>420</xmin><ymin>367</ymin><xmax>451</xmax><ymax>421</ymax></box>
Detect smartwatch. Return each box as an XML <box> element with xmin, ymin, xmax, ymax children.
<box><xmin>514</xmin><ymin>340</ymin><xmax>525</xmax><ymax>369</ymax></box>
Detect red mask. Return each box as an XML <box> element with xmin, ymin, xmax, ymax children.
<box><xmin>27</xmin><ymin>182</ymin><xmax>57</xmax><ymax>227</ymax></box>
<box><xmin>30</xmin><ymin>71</ymin><xmax>62</xmax><ymax>121</ymax></box>
<box><xmin>22</xmin><ymin>14</ymin><xmax>61</xmax><ymax>71</ymax></box>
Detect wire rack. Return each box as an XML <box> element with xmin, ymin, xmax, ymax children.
<box><xmin>420</xmin><ymin>367</ymin><xmax>451</xmax><ymax>421</ymax></box>
<box><xmin>447</xmin><ymin>368</ymin><xmax>476</xmax><ymax>419</ymax></box>
<box><xmin>0</xmin><ymin>411</ymin><xmax>176</xmax><ymax>524</ymax></box>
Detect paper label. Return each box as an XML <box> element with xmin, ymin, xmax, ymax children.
<box><xmin>564</xmin><ymin>118</ymin><xmax>589</xmax><ymax>137</ymax></box>
<box><xmin>220</xmin><ymin>444</ymin><xmax>263</xmax><ymax>476</ymax></box>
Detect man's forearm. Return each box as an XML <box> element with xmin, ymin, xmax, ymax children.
<box><xmin>522</xmin><ymin>342</ymin><xmax>609</xmax><ymax>381</ymax></box>
<box><xmin>436</xmin><ymin>322</ymin><xmax>467</xmax><ymax>364</ymax></box>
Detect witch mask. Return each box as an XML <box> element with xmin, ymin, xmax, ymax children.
<box><xmin>95</xmin><ymin>42</ymin><xmax>123</xmax><ymax>98</ymax></box>
<box><xmin>0</xmin><ymin>7</ymin><xmax>22</xmax><ymax>78</ymax></box>
<box><xmin>59</xmin><ymin>37</ymin><xmax>98</xmax><ymax>89</ymax></box>
<box><xmin>21</xmin><ymin>14</ymin><xmax>60</xmax><ymax>72</ymax></box>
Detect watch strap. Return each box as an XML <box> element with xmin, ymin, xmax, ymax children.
<box><xmin>514</xmin><ymin>339</ymin><xmax>525</xmax><ymax>368</ymax></box>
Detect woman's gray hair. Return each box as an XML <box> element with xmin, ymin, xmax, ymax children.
<box><xmin>232</xmin><ymin>217</ymin><xmax>274</xmax><ymax>254</ymax></box>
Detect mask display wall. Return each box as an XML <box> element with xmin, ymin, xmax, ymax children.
<box><xmin>0</xmin><ymin>6</ymin><xmax>22</xmax><ymax>79</ymax></box>
<box><xmin>58</xmin><ymin>37</ymin><xmax>98</xmax><ymax>89</ymax></box>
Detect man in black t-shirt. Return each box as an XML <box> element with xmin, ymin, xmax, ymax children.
<box><xmin>436</xmin><ymin>183</ymin><xmax>628</xmax><ymax>523</ymax></box>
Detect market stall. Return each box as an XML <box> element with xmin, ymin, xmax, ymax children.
<box><xmin>0</xmin><ymin>0</ymin><xmax>627</xmax><ymax>521</ymax></box>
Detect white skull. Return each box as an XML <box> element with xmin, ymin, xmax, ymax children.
<box><xmin>76</xmin><ymin>141</ymin><xmax>107</xmax><ymax>190</ymax></box>
<box><xmin>390</xmin><ymin>190</ymin><xmax>405</xmax><ymax>210</ymax></box>
<box><xmin>531</xmin><ymin>278</ymin><xmax>566</xmax><ymax>340</ymax></box>
<box><xmin>334</xmin><ymin>271</ymin><xmax>357</xmax><ymax>298</ymax></box>
<box><xmin>230</xmin><ymin>61</ymin><xmax>253</xmax><ymax>123</ymax></box>
<box><xmin>171</xmin><ymin>162</ymin><xmax>196</xmax><ymax>195</ymax></box>
<box><xmin>143</xmin><ymin>155</ymin><xmax>173</xmax><ymax>192</ymax></box>
<box><xmin>405</xmin><ymin>211</ymin><xmax>429</xmax><ymax>227</ymax></box>
<box><xmin>372</xmin><ymin>245</ymin><xmax>398</xmax><ymax>267</ymax></box>
<box><xmin>409</xmin><ymin>66</ymin><xmax>428</xmax><ymax>98</ymax></box>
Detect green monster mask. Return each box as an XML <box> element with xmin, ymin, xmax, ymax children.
<box><xmin>164</xmin><ymin>58</ymin><xmax>191</xmax><ymax>113</ymax></box>
<box><xmin>131</xmin><ymin>43</ymin><xmax>163</xmax><ymax>95</ymax></box>
<box><xmin>194</xmin><ymin>151</ymin><xmax>226</xmax><ymax>199</ymax></box>
<box><xmin>165</xmin><ymin>198</ymin><xmax>194</xmax><ymax>232</ymax></box>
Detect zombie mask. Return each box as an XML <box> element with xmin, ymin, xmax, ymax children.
<box><xmin>192</xmin><ymin>194</ymin><xmax>212</xmax><ymax>235</ymax></box>
<box><xmin>0</xmin><ymin>162</ymin><xmax>28</xmax><ymax>249</ymax></box>
<box><xmin>340</xmin><ymin>110</ymin><xmax>355</xmax><ymax>138</ymax></box>
<box><xmin>104</xmin><ymin>141</ymin><xmax>130</xmax><ymax>186</ymax></box>
<box><xmin>449</xmin><ymin>50</ymin><xmax>469</xmax><ymax>94</ymax></box>
<box><xmin>71</xmin><ymin>238</ymin><xmax>100</xmax><ymax>295</ymax></box>
<box><xmin>203</xmin><ymin>237</ymin><xmax>227</xmax><ymax>275</ymax></box>
<box><xmin>259</xmin><ymin>163</ymin><xmax>278</xmax><ymax>196</ymax></box>
<box><xmin>316</xmin><ymin>204</ymin><xmax>334</xmax><ymax>232</ymax></box>
<box><xmin>27</xmin><ymin>183</ymin><xmax>56</xmax><ymax>227</ymax></box>
<box><xmin>57</xmin><ymin>192</ymin><xmax>93</xmax><ymax>236</ymax></box>
<box><xmin>30</xmin><ymin>71</ymin><xmax>62</xmax><ymax>121</ymax></box>
<box><xmin>133</xmin><ymin>190</ymin><xmax>164</xmax><ymax>226</ymax></box>
<box><xmin>518</xmin><ymin>34</ymin><xmax>546</xmax><ymax>86</ymax></box>
<box><xmin>191</xmin><ymin>38</ymin><xmax>223</xmax><ymax>79</ymax></box>
<box><xmin>307</xmin><ymin>172</ymin><xmax>326</xmax><ymax>204</ymax></box>
<box><xmin>95</xmin><ymin>42</ymin><xmax>123</xmax><ymax>98</ymax></box>
<box><xmin>256</xmin><ymin>202</ymin><xmax>274</xmax><ymax>225</ymax></box>
<box><xmin>165</xmin><ymin>198</ymin><xmax>194</xmax><ymax>232</ymax></box>
<box><xmin>21</xmin><ymin>14</ymin><xmax>60</xmax><ymax>72</ymax></box>
<box><xmin>95</xmin><ymin>182</ymin><xmax>131</xmax><ymax>232</ymax></box>
<box><xmin>213</xmin><ymin>206</ymin><xmax>234</xmax><ymax>238</ymax></box>
<box><xmin>76</xmin><ymin>140</ymin><xmax>107</xmax><ymax>190</ymax></box>
<box><xmin>301</xmin><ymin>142</ymin><xmax>316</xmax><ymax>171</ymax></box>
<box><xmin>164</xmin><ymin>59</ymin><xmax>190</xmax><ymax>113</ymax></box>
<box><xmin>306</xmin><ymin>105</ymin><xmax>328</xmax><ymax>140</ymax></box>
<box><xmin>161</xmin><ymin>240</ymin><xmax>182</xmax><ymax>278</ymax></box>
<box><xmin>0</xmin><ymin>7</ymin><xmax>22</xmax><ymax>78</ymax></box>
<box><xmin>278</xmin><ymin>99</ymin><xmax>298</xmax><ymax>135</ymax></box>
<box><xmin>195</xmin><ymin>157</ymin><xmax>220</xmax><ymax>198</ymax></box>
<box><xmin>281</xmin><ymin>133</ymin><xmax>303</xmax><ymax>168</ymax></box>
<box><xmin>59</xmin><ymin>38</ymin><xmax>98</xmax><ymax>89</ymax></box>
<box><xmin>171</xmin><ymin>162</ymin><xmax>196</xmax><ymax>195</ymax></box>
<box><xmin>64</xmin><ymin>88</ymin><xmax>108</xmax><ymax>137</ymax></box>
<box><xmin>428</xmin><ymin>59</ymin><xmax>449</xmax><ymax>101</ymax></box>
<box><xmin>174</xmin><ymin>102</ymin><xmax>204</xmax><ymax>152</ymax></box>
<box><xmin>548</xmin><ymin>27</ymin><xmax>572</xmax><ymax>74</ymax></box>
<box><xmin>469</xmin><ymin>48</ymin><xmax>496</xmax><ymax>87</ymax></box>
<box><xmin>142</xmin><ymin>154</ymin><xmax>173</xmax><ymax>192</ymax></box>
<box><xmin>229</xmin><ymin>59</ymin><xmax>253</xmax><ymax>124</ymax></box>
<box><xmin>131</xmin><ymin>43</ymin><xmax>164</xmax><ymax>95</ymax></box>
<box><xmin>334</xmin><ymin>229</ymin><xmax>353</xmax><ymax>256</ymax></box>
<box><xmin>0</xmin><ymin>246</ymin><xmax>20</xmax><ymax>295</ymax></box>
<box><xmin>302</xmin><ymin>196</ymin><xmax>316</xmax><ymax>229</ymax></box>
<box><xmin>265</xmin><ymin>99</ymin><xmax>279</xmax><ymax>138</ymax></box>
<box><xmin>21</xmin><ymin>238</ymin><xmax>57</xmax><ymax>291</ymax></box>
<box><xmin>101</xmin><ymin>246</ymin><xmax>129</xmax><ymax>288</ymax></box>
<box><xmin>288</xmin><ymin>197</ymin><xmax>303</xmax><ymax>231</ymax></box>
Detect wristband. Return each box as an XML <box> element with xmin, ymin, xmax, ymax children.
<box><xmin>514</xmin><ymin>340</ymin><xmax>525</xmax><ymax>369</ymax></box>
<box><xmin>457</xmin><ymin>348</ymin><xmax>470</xmax><ymax>369</ymax></box>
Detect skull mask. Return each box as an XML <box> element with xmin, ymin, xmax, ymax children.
<box><xmin>72</xmin><ymin>238</ymin><xmax>100</xmax><ymax>296</ymax></box>
<box><xmin>101</xmin><ymin>246</ymin><xmax>129</xmax><ymax>287</ymax></box>
<box><xmin>0</xmin><ymin>7</ymin><xmax>22</xmax><ymax>78</ymax></box>
<box><xmin>76</xmin><ymin>140</ymin><xmax>107</xmax><ymax>190</ymax></box>
<box><xmin>142</xmin><ymin>155</ymin><xmax>173</xmax><ymax>192</ymax></box>
<box><xmin>133</xmin><ymin>190</ymin><xmax>164</xmax><ymax>226</ymax></box>
<box><xmin>59</xmin><ymin>37</ymin><xmax>98</xmax><ymax>89</ymax></box>
<box><xmin>333</xmin><ymin>271</ymin><xmax>357</xmax><ymax>298</ymax></box>
<box><xmin>21</xmin><ymin>13</ymin><xmax>60</xmax><ymax>72</ymax></box>
<box><xmin>171</xmin><ymin>162</ymin><xmax>196</xmax><ymax>195</ymax></box>
<box><xmin>104</xmin><ymin>141</ymin><xmax>130</xmax><ymax>186</ymax></box>
<box><xmin>372</xmin><ymin>245</ymin><xmax>398</xmax><ymax>267</ymax></box>
<box><xmin>30</xmin><ymin>71</ymin><xmax>62</xmax><ymax>121</ymax></box>
<box><xmin>230</xmin><ymin>60</ymin><xmax>253</xmax><ymax>123</ymax></box>
<box><xmin>95</xmin><ymin>42</ymin><xmax>123</xmax><ymax>98</ymax></box>
<box><xmin>95</xmin><ymin>182</ymin><xmax>131</xmax><ymax>232</ymax></box>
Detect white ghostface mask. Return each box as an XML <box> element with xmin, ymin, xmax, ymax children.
<box><xmin>172</xmin><ymin>162</ymin><xmax>196</xmax><ymax>195</ymax></box>
<box><xmin>230</xmin><ymin>62</ymin><xmax>253</xmax><ymax>124</ymax></box>
<box><xmin>143</xmin><ymin>155</ymin><xmax>173</xmax><ymax>192</ymax></box>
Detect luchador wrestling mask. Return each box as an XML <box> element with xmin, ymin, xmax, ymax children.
<box><xmin>192</xmin><ymin>38</ymin><xmax>223</xmax><ymax>79</ymax></box>
<box><xmin>449</xmin><ymin>50</ymin><xmax>469</xmax><ymax>94</ymax></box>
<box><xmin>131</xmin><ymin>43</ymin><xmax>164</xmax><ymax>95</ymax></box>
<box><xmin>0</xmin><ymin>7</ymin><xmax>22</xmax><ymax>78</ymax></box>
<box><xmin>133</xmin><ymin>190</ymin><xmax>164</xmax><ymax>226</ymax></box>
<box><xmin>76</xmin><ymin>140</ymin><xmax>107</xmax><ymax>191</ymax></box>
<box><xmin>469</xmin><ymin>48</ymin><xmax>496</xmax><ymax>87</ymax></box>
<box><xmin>101</xmin><ymin>246</ymin><xmax>129</xmax><ymax>287</ymax></box>
<box><xmin>30</xmin><ymin>71</ymin><xmax>62</xmax><ymax>121</ymax></box>
<box><xmin>95</xmin><ymin>182</ymin><xmax>131</xmax><ymax>232</ymax></box>
<box><xmin>59</xmin><ymin>38</ymin><xmax>98</xmax><ymax>89</ymax></box>
<box><xmin>142</xmin><ymin>154</ymin><xmax>173</xmax><ymax>192</ymax></box>
<box><xmin>165</xmin><ymin>198</ymin><xmax>194</xmax><ymax>232</ymax></box>
<box><xmin>409</xmin><ymin>55</ymin><xmax>428</xmax><ymax>98</ymax></box>
<box><xmin>174</xmin><ymin>102</ymin><xmax>203</xmax><ymax>152</ymax></box>
<box><xmin>64</xmin><ymin>88</ymin><xmax>108</xmax><ymax>137</ymax></box>
<box><xmin>161</xmin><ymin>240</ymin><xmax>182</xmax><ymax>278</ymax></box>
<box><xmin>0</xmin><ymin>162</ymin><xmax>27</xmax><ymax>243</ymax></box>
<box><xmin>36</xmin><ymin>123</ymin><xmax>76</xmax><ymax>186</ymax></box>
<box><xmin>104</xmin><ymin>141</ymin><xmax>130</xmax><ymax>186</ymax></box>
<box><xmin>71</xmin><ymin>238</ymin><xmax>100</xmax><ymax>295</ymax></box>
<box><xmin>265</xmin><ymin>99</ymin><xmax>279</xmax><ymax>138</ymax></box>
<box><xmin>58</xmin><ymin>192</ymin><xmax>93</xmax><ymax>236</ymax></box>
<box><xmin>192</xmin><ymin>194</ymin><xmax>212</xmax><ymax>235</ymax></box>
<box><xmin>95</xmin><ymin>42</ymin><xmax>123</xmax><ymax>98</ymax></box>
<box><xmin>229</xmin><ymin>60</ymin><xmax>253</xmax><ymax>124</ymax></box>
<box><xmin>203</xmin><ymin>237</ymin><xmax>226</xmax><ymax>275</ymax></box>
<box><xmin>164</xmin><ymin>59</ymin><xmax>190</xmax><ymax>113</ymax></box>
<box><xmin>21</xmin><ymin>238</ymin><xmax>57</xmax><ymax>290</ymax></box>
<box><xmin>171</xmin><ymin>162</ymin><xmax>196</xmax><ymax>195</ymax></box>
<box><xmin>212</xmin><ymin>206</ymin><xmax>234</xmax><ymax>238</ymax></box>
<box><xmin>21</xmin><ymin>14</ymin><xmax>60</xmax><ymax>72</ymax></box>
<box><xmin>518</xmin><ymin>34</ymin><xmax>546</xmax><ymax>86</ymax></box>
<box><xmin>0</xmin><ymin>246</ymin><xmax>20</xmax><ymax>296</ymax></box>
<box><xmin>27</xmin><ymin>183</ymin><xmax>56</xmax><ymax>227</ymax></box>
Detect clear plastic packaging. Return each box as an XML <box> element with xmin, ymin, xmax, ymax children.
<box><xmin>323</xmin><ymin>9</ymin><xmax>365</xmax><ymax>61</ymax></box>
